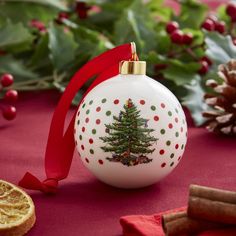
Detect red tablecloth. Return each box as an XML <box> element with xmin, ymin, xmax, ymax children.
<box><xmin>0</xmin><ymin>90</ymin><xmax>236</xmax><ymax>236</ymax></box>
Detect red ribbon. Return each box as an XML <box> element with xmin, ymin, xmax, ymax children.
<box><xmin>19</xmin><ymin>43</ymin><xmax>133</xmax><ymax>193</ymax></box>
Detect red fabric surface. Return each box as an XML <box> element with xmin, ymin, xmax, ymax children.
<box><xmin>120</xmin><ymin>208</ymin><xmax>236</xmax><ymax>236</ymax></box>
<box><xmin>0</xmin><ymin>90</ymin><xmax>236</xmax><ymax>236</ymax></box>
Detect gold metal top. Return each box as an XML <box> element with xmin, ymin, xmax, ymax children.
<box><xmin>119</xmin><ymin>42</ymin><xmax>146</xmax><ymax>75</ymax></box>
<box><xmin>119</xmin><ymin>61</ymin><xmax>146</xmax><ymax>75</ymax></box>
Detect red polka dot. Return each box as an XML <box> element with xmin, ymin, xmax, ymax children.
<box><xmin>140</xmin><ymin>100</ymin><xmax>145</xmax><ymax>105</ymax></box>
<box><xmin>159</xmin><ymin>149</ymin><xmax>165</xmax><ymax>155</ymax></box>
<box><xmin>85</xmin><ymin>158</ymin><xmax>89</xmax><ymax>163</ymax></box>
<box><xmin>77</xmin><ymin>111</ymin><xmax>80</xmax><ymax>116</ymax></box>
<box><xmin>89</xmin><ymin>138</ymin><xmax>93</xmax><ymax>144</ymax></box>
<box><xmin>96</xmin><ymin>119</ymin><xmax>101</xmax><ymax>125</ymax></box>
<box><xmin>82</xmin><ymin>127</ymin><xmax>85</xmax><ymax>132</ymax></box>
<box><xmin>175</xmin><ymin>117</ymin><xmax>179</xmax><ymax>123</ymax></box>
<box><xmin>98</xmin><ymin>159</ymin><xmax>103</xmax><ymax>165</ymax></box>
<box><xmin>161</xmin><ymin>163</ymin><xmax>166</xmax><ymax>168</ymax></box>
<box><xmin>81</xmin><ymin>145</ymin><xmax>84</xmax><ymax>150</ymax></box>
<box><xmin>178</xmin><ymin>156</ymin><xmax>182</xmax><ymax>161</ymax></box>
<box><xmin>75</xmin><ymin>140</ymin><xmax>77</xmax><ymax>145</ymax></box>
<box><xmin>168</xmin><ymin>123</ymin><xmax>173</xmax><ymax>129</ymax></box>
<box><xmin>85</xmin><ymin>117</ymin><xmax>89</xmax><ymax>123</ymax></box>
<box><xmin>181</xmin><ymin>127</ymin><xmax>183</xmax><ymax>132</ymax></box>
<box><xmin>74</xmin><ymin>129</ymin><xmax>76</xmax><ymax>134</ymax></box>
<box><xmin>114</xmin><ymin>99</ymin><xmax>119</xmax><ymax>104</ymax></box>
<box><xmin>154</xmin><ymin>116</ymin><xmax>159</xmax><ymax>121</ymax></box>
<box><xmin>161</xmin><ymin>103</ymin><xmax>165</xmax><ymax>108</ymax></box>
<box><xmin>175</xmin><ymin>144</ymin><xmax>179</xmax><ymax>149</ymax></box>
<box><xmin>96</xmin><ymin>107</ymin><xmax>101</xmax><ymax>112</ymax></box>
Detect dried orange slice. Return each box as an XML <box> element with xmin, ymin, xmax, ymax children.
<box><xmin>0</xmin><ymin>180</ymin><xmax>36</xmax><ymax>236</ymax></box>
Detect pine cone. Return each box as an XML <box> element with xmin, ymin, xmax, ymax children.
<box><xmin>203</xmin><ymin>59</ymin><xmax>236</xmax><ymax>135</ymax></box>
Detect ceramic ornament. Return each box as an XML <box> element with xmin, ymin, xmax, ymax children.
<box><xmin>74</xmin><ymin>47</ymin><xmax>187</xmax><ymax>189</ymax></box>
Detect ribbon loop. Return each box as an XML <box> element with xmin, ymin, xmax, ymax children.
<box><xmin>19</xmin><ymin>43</ymin><xmax>133</xmax><ymax>193</ymax></box>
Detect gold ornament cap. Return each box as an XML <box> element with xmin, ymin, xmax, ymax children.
<box><xmin>119</xmin><ymin>42</ymin><xmax>146</xmax><ymax>75</ymax></box>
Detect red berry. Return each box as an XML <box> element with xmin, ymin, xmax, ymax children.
<box><xmin>2</xmin><ymin>106</ymin><xmax>16</xmax><ymax>120</ymax></box>
<box><xmin>201</xmin><ymin>19</ymin><xmax>215</xmax><ymax>31</ymax></box>
<box><xmin>182</xmin><ymin>32</ymin><xmax>193</xmax><ymax>45</ymax></box>
<box><xmin>4</xmin><ymin>90</ymin><xmax>18</xmax><ymax>102</ymax></box>
<box><xmin>166</xmin><ymin>21</ymin><xmax>179</xmax><ymax>34</ymax></box>
<box><xmin>226</xmin><ymin>3</ymin><xmax>236</xmax><ymax>18</ymax></box>
<box><xmin>30</xmin><ymin>19</ymin><xmax>46</xmax><ymax>31</ymax></box>
<box><xmin>59</xmin><ymin>12</ymin><xmax>69</xmax><ymax>19</ymax></box>
<box><xmin>198</xmin><ymin>61</ymin><xmax>209</xmax><ymax>75</ymax></box>
<box><xmin>200</xmin><ymin>56</ymin><xmax>212</xmax><ymax>66</ymax></box>
<box><xmin>0</xmin><ymin>74</ymin><xmax>14</xmax><ymax>87</ymax></box>
<box><xmin>231</xmin><ymin>14</ymin><xmax>236</xmax><ymax>22</ymax></box>
<box><xmin>215</xmin><ymin>21</ymin><xmax>226</xmax><ymax>34</ymax></box>
<box><xmin>170</xmin><ymin>30</ymin><xmax>184</xmax><ymax>44</ymax></box>
<box><xmin>154</xmin><ymin>64</ymin><xmax>168</xmax><ymax>71</ymax></box>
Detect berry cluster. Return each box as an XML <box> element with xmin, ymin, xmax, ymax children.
<box><xmin>201</xmin><ymin>16</ymin><xmax>225</xmax><ymax>34</ymax></box>
<box><xmin>0</xmin><ymin>74</ymin><xmax>18</xmax><ymax>121</ymax></box>
<box><xmin>166</xmin><ymin>21</ymin><xmax>193</xmax><ymax>45</ymax></box>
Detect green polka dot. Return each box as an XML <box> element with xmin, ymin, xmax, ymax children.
<box><xmin>77</xmin><ymin>120</ymin><xmax>80</xmax><ymax>125</ymax></box>
<box><xmin>92</xmin><ymin>129</ymin><xmax>96</xmax><ymax>134</ymax></box>
<box><xmin>166</xmin><ymin>140</ymin><xmax>171</xmax><ymax>146</ymax></box>
<box><xmin>175</xmin><ymin>132</ymin><xmax>179</xmax><ymax>137</ymax></box>
<box><xmin>170</xmin><ymin>153</ymin><xmax>174</xmax><ymax>158</ymax></box>
<box><xmin>82</xmin><ymin>103</ymin><xmax>86</xmax><ymax>108</ymax></box>
<box><xmin>106</xmin><ymin>111</ymin><xmax>111</xmax><ymax>116</ymax></box>
<box><xmin>168</xmin><ymin>111</ymin><xmax>172</xmax><ymax>116</ymax></box>
<box><xmin>175</xmin><ymin>108</ymin><xmax>179</xmax><ymax>113</ymax></box>
<box><xmin>170</xmin><ymin>162</ymin><xmax>174</xmax><ymax>167</ymax></box>
<box><xmin>90</xmin><ymin>149</ymin><xmax>94</xmax><ymax>154</ymax></box>
<box><xmin>79</xmin><ymin>135</ymin><xmax>82</xmax><ymax>140</ymax></box>
<box><xmin>181</xmin><ymin>144</ymin><xmax>184</xmax><ymax>150</ymax></box>
<box><xmin>102</xmin><ymin>98</ymin><xmax>107</xmax><ymax>103</ymax></box>
<box><xmin>151</xmin><ymin>105</ymin><xmax>156</xmax><ymax>111</ymax></box>
<box><xmin>89</xmin><ymin>100</ymin><xmax>93</xmax><ymax>105</ymax></box>
<box><xmin>160</xmin><ymin>129</ymin><xmax>165</xmax><ymax>134</ymax></box>
<box><xmin>86</xmin><ymin>109</ymin><xmax>90</xmax><ymax>115</ymax></box>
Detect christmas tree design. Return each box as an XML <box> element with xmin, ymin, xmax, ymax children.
<box><xmin>100</xmin><ymin>99</ymin><xmax>158</xmax><ymax>166</ymax></box>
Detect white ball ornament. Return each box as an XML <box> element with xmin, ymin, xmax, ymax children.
<box><xmin>74</xmin><ymin>60</ymin><xmax>187</xmax><ymax>189</ymax></box>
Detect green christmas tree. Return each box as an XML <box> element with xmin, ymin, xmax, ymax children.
<box><xmin>100</xmin><ymin>99</ymin><xmax>158</xmax><ymax>166</ymax></box>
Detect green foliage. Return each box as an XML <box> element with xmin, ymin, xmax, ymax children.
<box><xmin>0</xmin><ymin>0</ymin><xmax>235</xmax><ymax>126</ymax></box>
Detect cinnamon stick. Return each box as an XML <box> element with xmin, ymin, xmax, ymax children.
<box><xmin>188</xmin><ymin>184</ymin><xmax>236</xmax><ymax>225</ymax></box>
<box><xmin>162</xmin><ymin>210</ymin><xmax>223</xmax><ymax>236</ymax></box>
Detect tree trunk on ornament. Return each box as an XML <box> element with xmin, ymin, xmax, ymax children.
<box><xmin>203</xmin><ymin>59</ymin><xmax>236</xmax><ymax>135</ymax></box>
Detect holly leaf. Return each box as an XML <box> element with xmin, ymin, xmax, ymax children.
<box><xmin>163</xmin><ymin>59</ymin><xmax>201</xmax><ymax>86</ymax></box>
<box><xmin>0</xmin><ymin>55</ymin><xmax>37</xmax><ymax>80</ymax></box>
<box><xmin>0</xmin><ymin>1</ymin><xmax>65</xmax><ymax>26</ymax></box>
<box><xmin>178</xmin><ymin>0</ymin><xmax>208</xmax><ymax>29</ymax></box>
<box><xmin>114</xmin><ymin>0</ymin><xmax>157</xmax><ymax>53</ymax></box>
<box><xmin>205</xmin><ymin>32</ymin><xmax>236</xmax><ymax>66</ymax></box>
<box><xmin>0</xmin><ymin>21</ymin><xmax>33</xmax><ymax>52</ymax></box>
<box><xmin>182</xmin><ymin>77</ymin><xmax>208</xmax><ymax>126</ymax></box>
<box><xmin>48</xmin><ymin>24</ymin><xmax>78</xmax><ymax>71</ymax></box>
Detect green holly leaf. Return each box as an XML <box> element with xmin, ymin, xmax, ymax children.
<box><xmin>48</xmin><ymin>24</ymin><xmax>78</xmax><ymax>71</ymax></box>
<box><xmin>0</xmin><ymin>55</ymin><xmax>37</xmax><ymax>80</ymax></box>
<box><xmin>0</xmin><ymin>0</ymin><xmax>66</xmax><ymax>26</ymax></box>
<box><xmin>114</xmin><ymin>0</ymin><xmax>157</xmax><ymax>53</ymax></box>
<box><xmin>0</xmin><ymin>21</ymin><xmax>33</xmax><ymax>52</ymax></box>
<box><xmin>182</xmin><ymin>77</ymin><xmax>208</xmax><ymax>126</ymax></box>
<box><xmin>178</xmin><ymin>0</ymin><xmax>208</xmax><ymax>29</ymax></box>
<box><xmin>163</xmin><ymin>59</ymin><xmax>201</xmax><ymax>86</ymax></box>
<box><xmin>205</xmin><ymin>32</ymin><xmax>236</xmax><ymax>66</ymax></box>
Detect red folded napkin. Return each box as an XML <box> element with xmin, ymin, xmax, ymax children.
<box><xmin>120</xmin><ymin>207</ymin><xmax>236</xmax><ymax>236</ymax></box>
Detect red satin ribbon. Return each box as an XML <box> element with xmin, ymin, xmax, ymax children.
<box><xmin>19</xmin><ymin>43</ymin><xmax>133</xmax><ymax>193</ymax></box>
